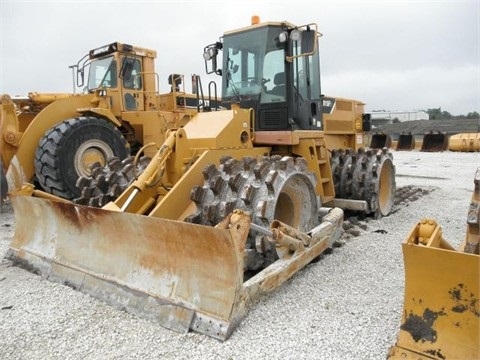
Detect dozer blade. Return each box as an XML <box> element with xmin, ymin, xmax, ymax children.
<box><xmin>388</xmin><ymin>220</ymin><xmax>480</xmax><ymax>359</ymax></box>
<box><xmin>7</xmin><ymin>195</ymin><xmax>250</xmax><ymax>340</ymax></box>
<box><xmin>369</xmin><ymin>132</ymin><xmax>392</xmax><ymax>149</ymax></box>
<box><xmin>6</xmin><ymin>195</ymin><xmax>344</xmax><ymax>340</ymax></box>
<box><xmin>396</xmin><ymin>133</ymin><xmax>415</xmax><ymax>151</ymax></box>
<box><xmin>421</xmin><ymin>131</ymin><xmax>448</xmax><ymax>152</ymax></box>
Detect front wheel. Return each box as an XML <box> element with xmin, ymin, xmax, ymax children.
<box><xmin>185</xmin><ymin>155</ymin><xmax>319</xmax><ymax>273</ymax></box>
<box><xmin>35</xmin><ymin>117</ymin><xmax>129</xmax><ymax>199</ymax></box>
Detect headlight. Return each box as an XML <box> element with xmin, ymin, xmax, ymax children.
<box><xmin>278</xmin><ymin>31</ymin><xmax>288</xmax><ymax>43</ymax></box>
<box><xmin>203</xmin><ymin>47</ymin><xmax>217</xmax><ymax>61</ymax></box>
<box><xmin>291</xmin><ymin>29</ymin><xmax>301</xmax><ymax>42</ymax></box>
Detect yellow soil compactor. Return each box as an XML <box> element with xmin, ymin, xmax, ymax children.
<box><xmin>5</xmin><ymin>18</ymin><xmax>396</xmax><ymax>340</ymax></box>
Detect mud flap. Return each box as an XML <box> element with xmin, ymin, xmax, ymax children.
<box><xmin>7</xmin><ymin>195</ymin><xmax>344</xmax><ymax>340</ymax></box>
<box><xmin>388</xmin><ymin>221</ymin><xmax>480</xmax><ymax>359</ymax></box>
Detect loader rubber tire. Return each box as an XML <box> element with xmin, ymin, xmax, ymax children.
<box><xmin>35</xmin><ymin>117</ymin><xmax>129</xmax><ymax>200</ymax></box>
<box><xmin>331</xmin><ymin>147</ymin><xmax>395</xmax><ymax>218</ymax></box>
<box><xmin>186</xmin><ymin>155</ymin><xmax>319</xmax><ymax>272</ymax></box>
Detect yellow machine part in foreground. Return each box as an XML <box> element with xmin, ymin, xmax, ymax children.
<box><xmin>388</xmin><ymin>168</ymin><xmax>480</xmax><ymax>359</ymax></box>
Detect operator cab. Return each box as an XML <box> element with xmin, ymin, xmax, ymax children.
<box><xmin>204</xmin><ymin>18</ymin><xmax>323</xmax><ymax>131</ymax></box>
<box><xmin>75</xmin><ymin>43</ymin><xmax>123</xmax><ymax>92</ymax></box>
<box><xmin>74</xmin><ymin>42</ymin><xmax>156</xmax><ymax>112</ymax></box>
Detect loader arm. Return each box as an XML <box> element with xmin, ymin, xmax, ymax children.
<box><xmin>106</xmin><ymin>129</ymin><xmax>178</xmax><ymax>214</ymax></box>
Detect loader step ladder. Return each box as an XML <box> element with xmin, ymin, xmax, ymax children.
<box><xmin>313</xmin><ymin>138</ymin><xmax>334</xmax><ymax>204</ymax></box>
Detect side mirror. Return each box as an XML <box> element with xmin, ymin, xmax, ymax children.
<box><xmin>77</xmin><ymin>68</ymin><xmax>85</xmax><ymax>87</ymax></box>
<box><xmin>168</xmin><ymin>74</ymin><xmax>182</xmax><ymax>86</ymax></box>
<box><xmin>301</xmin><ymin>29</ymin><xmax>316</xmax><ymax>55</ymax></box>
<box><xmin>203</xmin><ymin>42</ymin><xmax>222</xmax><ymax>76</ymax></box>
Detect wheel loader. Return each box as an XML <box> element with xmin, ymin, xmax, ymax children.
<box><xmin>388</xmin><ymin>168</ymin><xmax>479</xmax><ymax>359</ymax></box>
<box><xmin>0</xmin><ymin>42</ymin><xmax>203</xmax><ymax>200</ymax></box>
<box><xmin>6</xmin><ymin>17</ymin><xmax>396</xmax><ymax>340</ymax></box>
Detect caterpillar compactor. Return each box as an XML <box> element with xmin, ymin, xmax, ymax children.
<box><xmin>7</xmin><ymin>17</ymin><xmax>395</xmax><ymax>340</ymax></box>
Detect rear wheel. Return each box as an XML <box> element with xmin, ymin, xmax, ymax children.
<box><xmin>186</xmin><ymin>155</ymin><xmax>319</xmax><ymax>272</ymax></box>
<box><xmin>331</xmin><ymin>147</ymin><xmax>395</xmax><ymax>218</ymax></box>
<box><xmin>35</xmin><ymin>117</ymin><xmax>129</xmax><ymax>199</ymax></box>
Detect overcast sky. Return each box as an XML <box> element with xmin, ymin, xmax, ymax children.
<box><xmin>1</xmin><ymin>1</ymin><xmax>478</xmax><ymax>115</ymax></box>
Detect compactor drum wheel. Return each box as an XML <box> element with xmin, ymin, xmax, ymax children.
<box><xmin>331</xmin><ymin>147</ymin><xmax>395</xmax><ymax>218</ymax></box>
<box><xmin>35</xmin><ymin>117</ymin><xmax>129</xmax><ymax>199</ymax></box>
<box><xmin>186</xmin><ymin>155</ymin><xmax>319</xmax><ymax>272</ymax></box>
<box><xmin>74</xmin><ymin>155</ymin><xmax>151</xmax><ymax>207</ymax></box>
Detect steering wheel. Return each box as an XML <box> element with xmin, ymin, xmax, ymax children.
<box><xmin>246</xmin><ymin>77</ymin><xmax>270</xmax><ymax>86</ymax></box>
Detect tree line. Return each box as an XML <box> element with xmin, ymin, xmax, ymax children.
<box><xmin>426</xmin><ymin>108</ymin><xmax>479</xmax><ymax>120</ymax></box>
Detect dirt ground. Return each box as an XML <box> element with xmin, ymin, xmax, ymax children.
<box><xmin>0</xmin><ymin>149</ymin><xmax>478</xmax><ymax>360</ymax></box>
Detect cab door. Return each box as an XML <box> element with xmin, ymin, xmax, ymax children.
<box><xmin>121</xmin><ymin>57</ymin><xmax>144</xmax><ymax>111</ymax></box>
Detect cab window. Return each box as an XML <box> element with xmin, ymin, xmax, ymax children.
<box><xmin>123</xmin><ymin>58</ymin><xmax>142</xmax><ymax>90</ymax></box>
<box><xmin>88</xmin><ymin>56</ymin><xmax>117</xmax><ymax>90</ymax></box>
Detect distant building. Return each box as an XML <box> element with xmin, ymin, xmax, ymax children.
<box><xmin>367</xmin><ymin>110</ymin><xmax>429</xmax><ymax>129</ymax></box>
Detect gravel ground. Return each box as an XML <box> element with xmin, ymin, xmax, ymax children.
<box><xmin>0</xmin><ymin>150</ymin><xmax>478</xmax><ymax>360</ymax></box>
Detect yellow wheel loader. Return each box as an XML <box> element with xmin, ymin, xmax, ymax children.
<box><xmin>6</xmin><ymin>18</ymin><xmax>396</xmax><ymax>340</ymax></box>
<box><xmin>0</xmin><ymin>42</ymin><xmax>201</xmax><ymax>200</ymax></box>
<box><xmin>388</xmin><ymin>168</ymin><xmax>479</xmax><ymax>359</ymax></box>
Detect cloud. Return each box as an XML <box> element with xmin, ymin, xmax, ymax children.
<box><xmin>1</xmin><ymin>1</ymin><xmax>479</xmax><ymax>115</ymax></box>
<box><xmin>324</xmin><ymin>64</ymin><xmax>479</xmax><ymax>115</ymax></box>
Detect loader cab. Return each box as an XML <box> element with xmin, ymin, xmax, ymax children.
<box><xmin>76</xmin><ymin>42</ymin><xmax>157</xmax><ymax>113</ymax></box>
<box><xmin>86</xmin><ymin>55</ymin><xmax>118</xmax><ymax>90</ymax></box>
<box><xmin>76</xmin><ymin>43</ymin><xmax>123</xmax><ymax>93</ymax></box>
<box><xmin>204</xmin><ymin>20</ymin><xmax>323</xmax><ymax>131</ymax></box>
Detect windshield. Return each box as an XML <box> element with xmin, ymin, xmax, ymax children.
<box><xmin>87</xmin><ymin>56</ymin><xmax>117</xmax><ymax>91</ymax></box>
<box><xmin>222</xmin><ymin>26</ymin><xmax>286</xmax><ymax>103</ymax></box>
